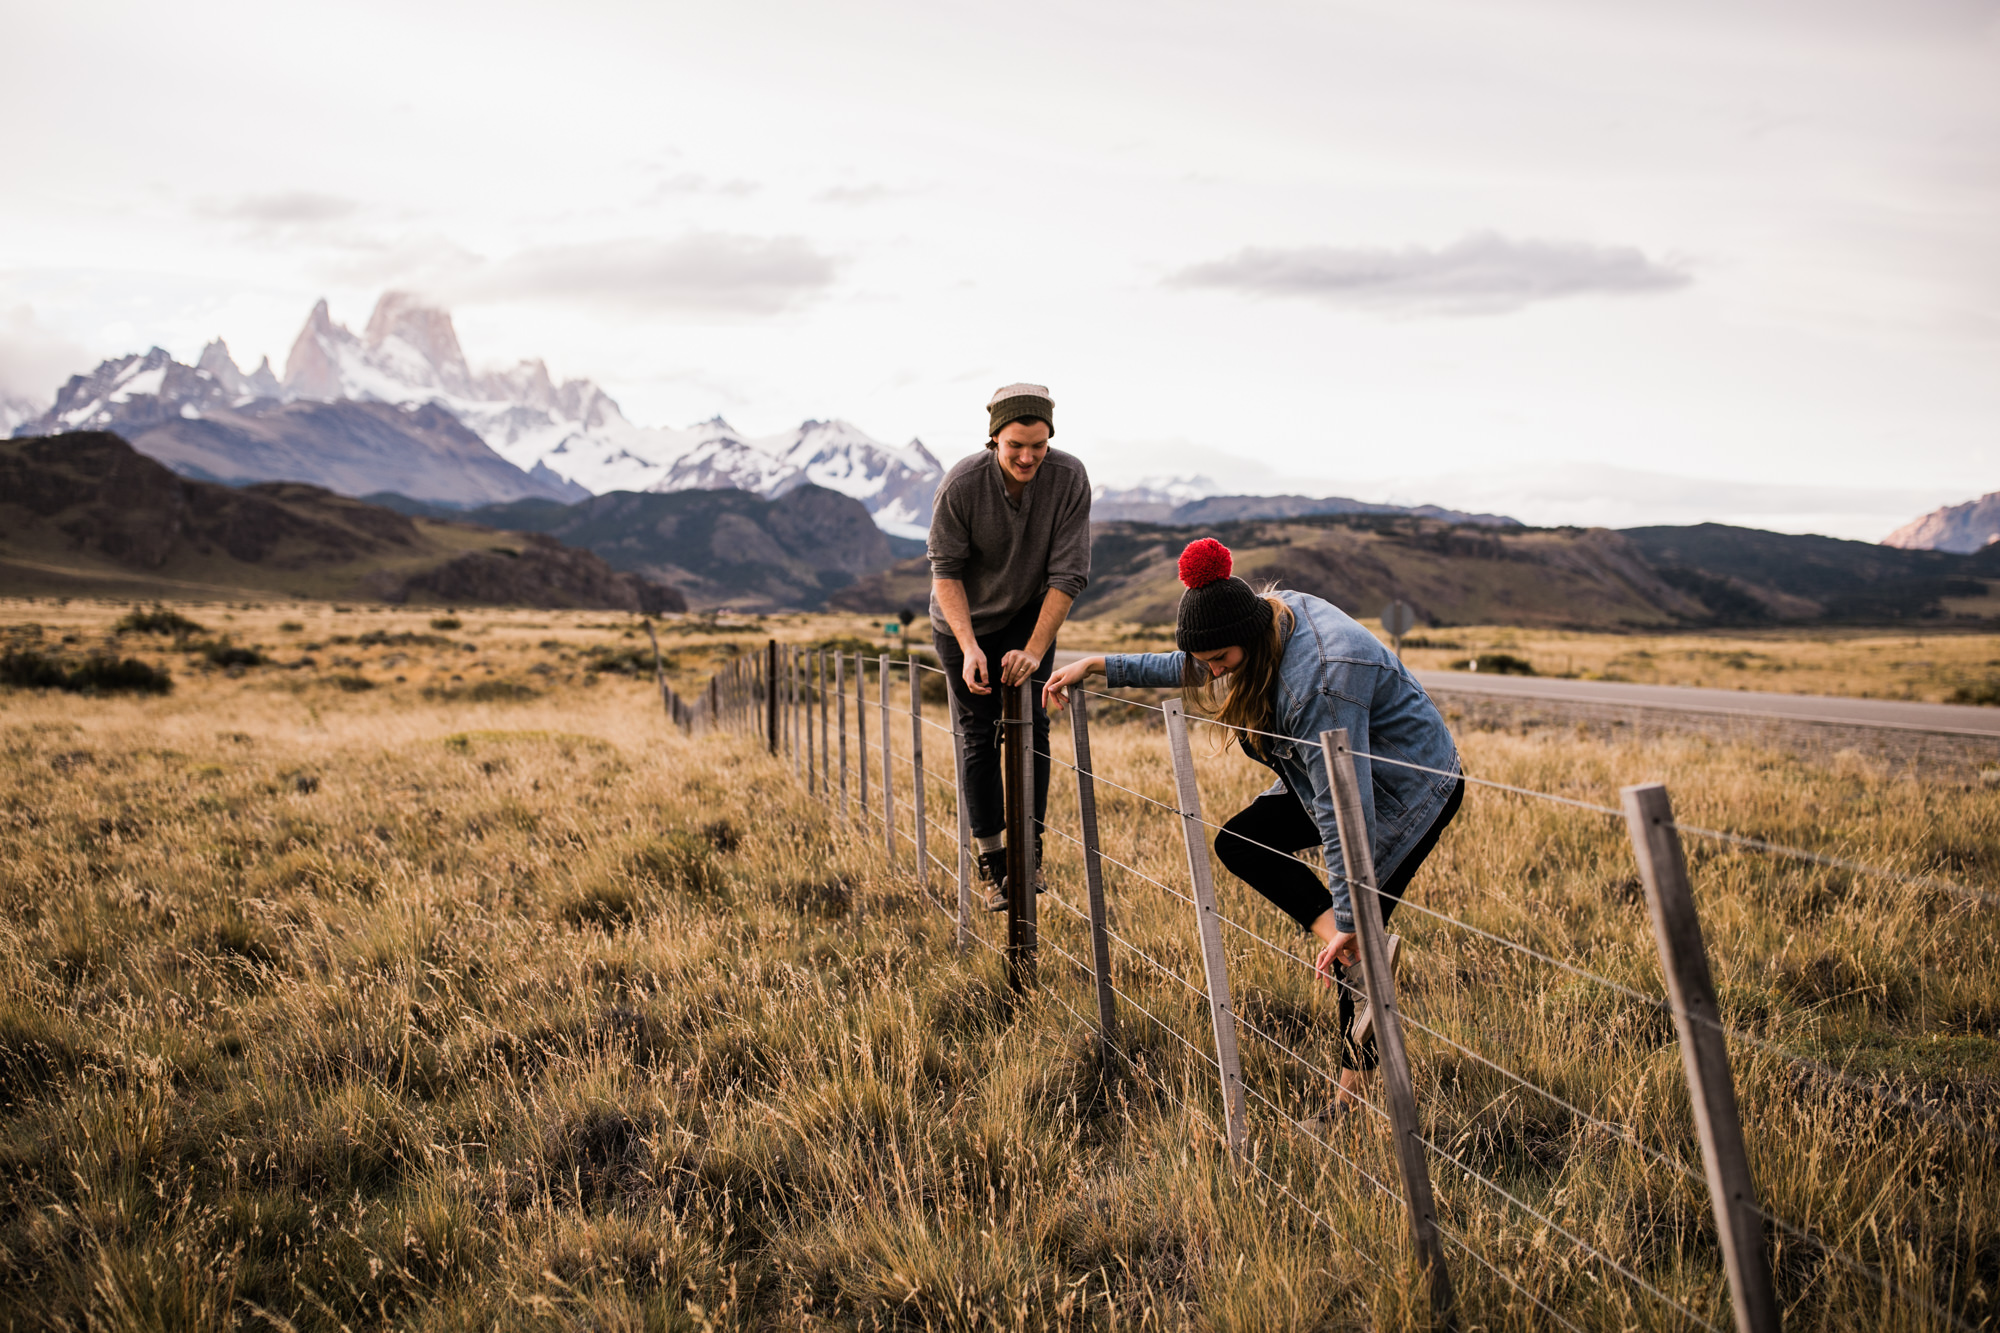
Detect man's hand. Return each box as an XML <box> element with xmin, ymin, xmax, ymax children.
<box><xmin>999</xmin><ymin>648</ymin><xmax>1041</xmax><ymax>687</ymax></box>
<box><xmin>960</xmin><ymin>644</ymin><xmax>990</xmax><ymax>695</ymax></box>
<box><xmin>1314</xmin><ymin>929</ymin><xmax>1358</xmax><ymax>986</ymax></box>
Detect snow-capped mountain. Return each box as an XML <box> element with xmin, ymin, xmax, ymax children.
<box><xmin>1882</xmin><ymin>492</ymin><xmax>2000</xmax><ymax>553</ymax></box>
<box><xmin>280</xmin><ymin>293</ymin><xmax>945</xmax><ymax>534</ymax></box>
<box><xmin>1092</xmin><ymin>475</ymin><xmax>1225</xmax><ymax>522</ymax></box>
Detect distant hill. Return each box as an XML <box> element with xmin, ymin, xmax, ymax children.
<box><xmin>1090</xmin><ymin>486</ymin><xmax>1519</xmax><ymax>528</ymax></box>
<box><xmin>1619</xmin><ymin>524</ymin><xmax>1984</xmax><ymax>622</ymax></box>
<box><xmin>386</xmin><ymin>485</ymin><xmax>901</xmax><ymax>612</ymax></box>
<box><xmin>1882</xmin><ymin>491</ymin><xmax>2000</xmax><ymax>554</ymax></box>
<box><xmin>0</xmin><ymin>432</ymin><xmax>682</xmax><ymax>611</ymax></box>
<box><xmin>831</xmin><ymin>512</ymin><xmax>1999</xmax><ymax>629</ymax></box>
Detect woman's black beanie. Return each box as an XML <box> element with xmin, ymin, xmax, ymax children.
<box><xmin>1175</xmin><ymin>538</ymin><xmax>1274</xmax><ymax>652</ymax></box>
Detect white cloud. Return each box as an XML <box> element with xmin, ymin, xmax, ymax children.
<box><xmin>1170</xmin><ymin>234</ymin><xmax>1692</xmax><ymax>315</ymax></box>
<box><xmin>0</xmin><ymin>305</ymin><xmax>89</xmax><ymax>407</ymax></box>
<box><xmin>456</xmin><ymin>233</ymin><xmax>838</xmax><ymax>316</ymax></box>
<box><xmin>197</xmin><ymin>190</ymin><xmax>359</xmax><ymax>226</ymax></box>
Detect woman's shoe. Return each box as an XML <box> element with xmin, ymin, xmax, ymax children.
<box><xmin>1351</xmin><ymin>933</ymin><xmax>1402</xmax><ymax>1051</ymax></box>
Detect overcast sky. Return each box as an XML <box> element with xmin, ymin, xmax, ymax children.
<box><xmin>3</xmin><ymin>0</ymin><xmax>1996</xmax><ymax>538</ymax></box>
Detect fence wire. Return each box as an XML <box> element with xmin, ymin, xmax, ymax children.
<box><xmin>689</xmin><ymin>647</ymin><xmax>1992</xmax><ymax>1333</ymax></box>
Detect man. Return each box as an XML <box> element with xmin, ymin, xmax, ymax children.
<box><xmin>928</xmin><ymin>382</ymin><xmax>1091</xmax><ymax>909</ymax></box>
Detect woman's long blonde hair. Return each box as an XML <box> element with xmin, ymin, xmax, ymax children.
<box><xmin>1181</xmin><ymin>592</ymin><xmax>1294</xmax><ymax>757</ymax></box>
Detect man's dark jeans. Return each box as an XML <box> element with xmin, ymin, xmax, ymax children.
<box><xmin>935</xmin><ymin>597</ymin><xmax>1054</xmax><ymax>841</ymax></box>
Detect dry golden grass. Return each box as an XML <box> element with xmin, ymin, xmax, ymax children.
<box><xmin>0</xmin><ymin>598</ymin><xmax>1994</xmax><ymax>1330</ymax></box>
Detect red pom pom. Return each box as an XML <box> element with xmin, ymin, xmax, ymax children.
<box><xmin>1178</xmin><ymin>538</ymin><xmax>1233</xmax><ymax>589</ymax></box>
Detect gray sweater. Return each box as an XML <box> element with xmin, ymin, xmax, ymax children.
<box><xmin>927</xmin><ymin>447</ymin><xmax>1092</xmax><ymax>637</ymax></box>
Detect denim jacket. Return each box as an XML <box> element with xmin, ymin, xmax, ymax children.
<box><xmin>1103</xmin><ymin>589</ymin><xmax>1460</xmax><ymax>933</ymax></box>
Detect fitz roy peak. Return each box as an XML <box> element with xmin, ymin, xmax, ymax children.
<box><xmin>279</xmin><ymin>293</ymin><xmax>944</xmax><ymax>536</ymax></box>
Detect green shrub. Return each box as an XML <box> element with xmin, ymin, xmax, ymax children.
<box><xmin>1950</xmin><ymin>676</ymin><xmax>2000</xmax><ymax>706</ymax></box>
<box><xmin>466</xmin><ymin>680</ymin><xmax>536</xmax><ymax>702</ymax></box>
<box><xmin>583</xmin><ymin>644</ymin><xmax>663</xmax><ymax>675</ymax></box>
<box><xmin>357</xmin><ymin>630</ymin><xmax>454</xmax><ymax>648</ymax></box>
<box><xmin>1450</xmin><ymin>652</ymin><xmax>1536</xmax><ymax>676</ymax></box>
<box><xmin>114</xmin><ymin>604</ymin><xmax>205</xmax><ymax>636</ymax></box>
<box><xmin>429</xmin><ymin>616</ymin><xmax>462</xmax><ymax>630</ymax></box>
<box><xmin>329</xmin><ymin>674</ymin><xmax>374</xmax><ymax>692</ymax></box>
<box><xmin>0</xmin><ymin>649</ymin><xmax>172</xmax><ymax>695</ymax></box>
<box><xmin>200</xmin><ymin>638</ymin><xmax>266</xmax><ymax>668</ymax></box>
<box><xmin>278</xmin><ymin>620</ymin><xmax>305</xmax><ymax>632</ymax></box>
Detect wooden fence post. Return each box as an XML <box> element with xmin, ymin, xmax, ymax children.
<box><xmin>766</xmin><ymin>640</ymin><xmax>777</xmax><ymax>754</ymax></box>
<box><xmin>857</xmin><ymin>654</ymin><xmax>870</xmax><ymax>819</ymax></box>
<box><xmin>952</xmin><ymin>717</ymin><xmax>972</xmax><ymax>955</ymax></box>
<box><xmin>879</xmin><ymin>655</ymin><xmax>895</xmax><ymax>865</ymax></box>
<box><xmin>836</xmin><ymin>652</ymin><xmax>849</xmax><ymax>820</ymax></box>
<box><xmin>1002</xmin><ymin>679</ymin><xmax>1037</xmax><ymax>991</ymax></box>
<box><xmin>817</xmin><ymin>650</ymin><xmax>829</xmax><ymax>795</ymax></box>
<box><xmin>1322</xmin><ymin>729</ymin><xmax>1456</xmax><ymax>1322</ymax></box>
<box><xmin>1622</xmin><ymin>783</ymin><xmax>1779</xmax><ymax>1333</ymax></box>
<box><xmin>1069</xmin><ymin>691</ymin><xmax>1118</xmax><ymax>1062</ymax></box>
<box><xmin>910</xmin><ymin>661</ymin><xmax>927</xmax><ymax>895</ymax></box>
<box><xmin>788</xmin><ymin>648</ymin><xmax>800</xmax><ymax>776</ymax></box>
<box><xmin>643</xmin><ymin>620</ymin><xmax>670</xmax><ymax>720</ymax></box>
<box><xmin>1160</xmin><ymin>699</ymin><xmax>1249</xmax><ymax>1158</ymax></box>
<box><xmin>805</xmin><ymin>652</ymin><xmax>817</xmax><ymax>792</ymax></box>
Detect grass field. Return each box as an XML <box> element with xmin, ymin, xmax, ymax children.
<box><xmin>0</xmin><ymin>599</ymin><xmax>1995</xmax><ymax>1329</ymax></box>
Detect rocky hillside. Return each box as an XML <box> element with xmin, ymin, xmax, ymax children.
<box><xmin>0</xmin><ymin>432</ymin><xmax>681</xmax><ymax>611</ymax></box>
<box><xmin>1883</xmin><ymin>491</ymin><xmax>2000</xmax><ymax>554</ymax></box>
<box><xmin>445</xmin><ymin>485</ymin><xmax>895</xmax><ymax>612</ymax></box>
<box><xmin>832</xmin><ymin>513</ymin><xmax>1999</xmax><ymax>629</ymax></box>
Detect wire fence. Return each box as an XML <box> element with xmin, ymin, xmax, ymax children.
<box><xmin>668</xmin><ymin>639</ymin><xmax>1999</xmax><ymax>1333</ymax></box>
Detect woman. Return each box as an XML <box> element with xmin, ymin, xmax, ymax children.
<box><xmin>1043</xmin><ymin>538</ymin><xmax>1463</xmax><ymax>1110</ymax></box>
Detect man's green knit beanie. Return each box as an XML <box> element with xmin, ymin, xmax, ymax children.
<box><xmin>987</xmin><ymin>382</ymin><xmax>1054</xmax><ymax>440</ymax></box>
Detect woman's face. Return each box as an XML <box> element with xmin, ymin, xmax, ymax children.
<box><xmin>1190</xmin><ymin>645</ymin><xmax>1245</xmax><ymax>678</ymax></box>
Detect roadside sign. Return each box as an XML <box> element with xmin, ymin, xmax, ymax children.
<box><xmin>1382</xmin><ymin>600</ymin><xmax>1419</xmax><ymax>657</ymax></box>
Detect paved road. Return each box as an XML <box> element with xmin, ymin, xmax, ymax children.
<box><xmin>1051</xmin><ymin>649</ymin><xmax>1999</xmax><ymax>738</ymax></box>
<box><xmin>1417</xmin><ymin>672</ymin><xmax>2000</xmax><ymax>738</ymax></box>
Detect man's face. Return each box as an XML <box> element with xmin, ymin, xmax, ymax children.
<box><xmin>993</xmin><ymin>419</ymin><xmax>1051</xmax><ymax>488</ymax></box>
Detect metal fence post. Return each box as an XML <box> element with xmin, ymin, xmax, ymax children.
<box><xmin>1622</xmin><ymin>783</ymin><xmax>1779</xmax><ymax>1333</ymax></box>
<box><xmin>952</xmin><ymin>716</ymin><xmax>972</xmax><ymax>955</ymax></box>
<box><xmin>1001</xmin><ymin>679</ymin><xmax>1037</xmax><ymax>991</ymax></box>
<box><xmin>879</xmin><ymin>654</ymin><xmax>895</xmax><ymax>865</ymax></box>
<box><xmin>910</xmin><ymin>661</ymin><xmax>927</xmax><ymax>895</ymax></box>
<box><xmin>1160</xmin><ymin>699</ymin><xmax>1248</xmax><ymax>1158</ymax></box>
<box><xmin>857</xmin><ymin>654</ymin><xmax>870</xmax><ymax>819</ymax></box>
<box><xmin>1323</xmin><ymin>728</ymin><xmax>1455</xmax><ymax>1321</ymax></box>
<box><xmin>1069</xmin><ymin>691</ymin><xmax>1118</xmax><ymax>1061</ymax></box>
<box><xmin>836</xmin><ymin>652</ymin><xmax>849</xmax><ymax>820</ymax></box>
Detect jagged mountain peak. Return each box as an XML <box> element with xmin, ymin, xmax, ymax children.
<box><xmin>363</xmin><ymin>291</ymin><xmax>471</xmax><ymax>390</ymax></box>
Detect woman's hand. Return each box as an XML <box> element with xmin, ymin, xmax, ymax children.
<box><xmin>1042</xmin><ymin>655</ymin><xmax>1103</xmax><ymax>710</ymax></box>
<box><xmin>1314</xmin><ymin>929</ymin><xmax>1358</xmax><ymax>986</ymax></box>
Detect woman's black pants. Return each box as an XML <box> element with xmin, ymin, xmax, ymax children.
<box><xmin>1214</xmin><ymin>778</ymin><xmax>1464</xmax><ymax>1071</ymax></box>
